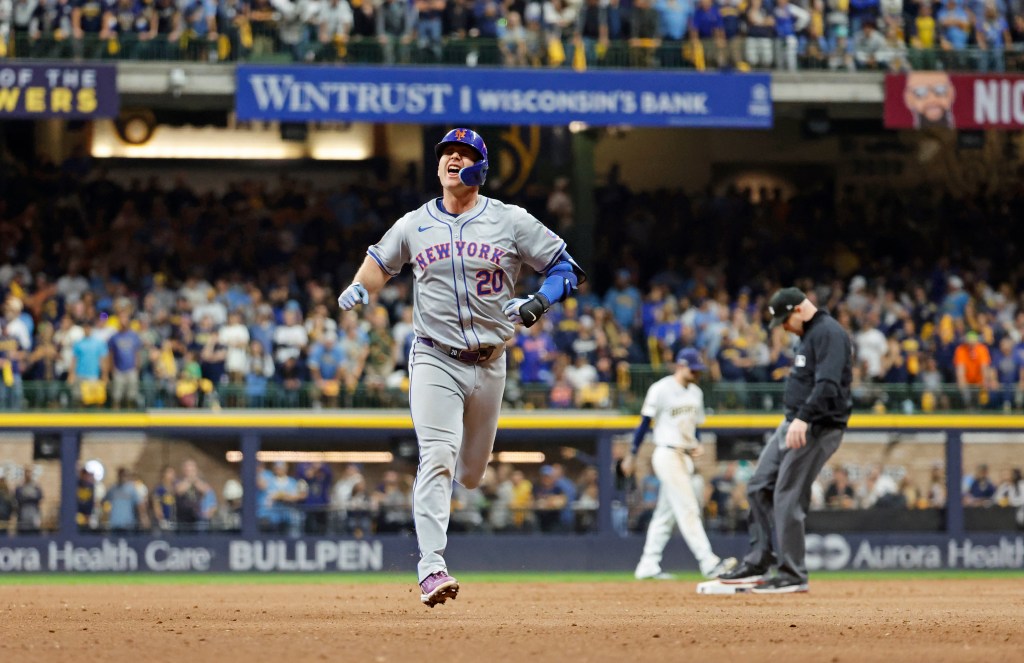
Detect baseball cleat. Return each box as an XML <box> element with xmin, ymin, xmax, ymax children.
<box><xmin>420</xmin><ymin>570</ymin><xmax>459</xmax><ymax>607</ymax></box>
<box><xmin>636</xmin><ymin>571</ymin><xmax>677</xmax><ymax>580</ymax></box>
<box><xmin>718</xmin><ymin>561</ymin><xmax>769</xmax><ymax>584</ymax></box>
<box><xmin>703</xmin><ymin>556</ymin><xmax>739</xmax><ymax>579</ymax></box>
<box><xmin>751</xmin><ymin>576</ymin><xmax>809</xmax><ymax>594</ymax></box>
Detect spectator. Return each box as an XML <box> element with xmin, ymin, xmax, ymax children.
<box><xmin>257</xmin><ymin>461</ymin><xmax>306</xmax><ymax>535</ymax></box>
<box><xmin>745</xmin><ymin>0</ymin><xmax>775</xmax><ymax>68</ymax></box>
<box><xmin>509</xmin><ymin>468</ymin><xmax>535</xmax><ymax>530</ymax></box>
<box><xmin>571</xmin><ymin>0</ymin><xmax>609</xmax><ymax>68</ymax></box>
<box><xmin>689</xmin><ymin>0</ymin><xmax>725</xmax><ymax>69</ymax></box>
<box><xmin>299</xmin><ymin>462</ymin><xmax>332</xmax><ymax>534</ymax></box>
<box><xmin>75</xmin><ymin>465</ymin><xmax>98</xmax><ymax>530</ymax></box>
<box><xmin>500</xmin><ymin>10</ymin><xmax>529</xmax><ymax>65</ymax></box>
<box><xmin>963</xmin><ymin>463</ymin><xmax>996</xmax><ymax>506</ymax></box>
<box><xmin>994</xmin><ymin>468</ymin><xmax>1023</xmax><ymax>508</ymax></box>
<box><xmin>0</xmin><ymin>477</ymin><xmax>13</xmax><ymax>533</ymax></box>
<box><xmin>377</xmin><ymin>0</ymin><xmax>414</xmax><ymax>64</ymax></box>
<box><xmin>953</xmin><ymin>331</ymin><xmax>993</xmax><ymax>408</ymax></box>
<box><xmin>108</xmin><ymin>305</ymin><xmax>143</xmax><ymax>409</ymax></box>
<box><xmin>414</xmin><ymin>0</ymin><xmax>444</xmax><ymax>61</ymax></box>
<box><xmin>976</xmin><ymin>2</ymin><xmax>1012</xmax><ymax>72</ymax></box>
<box><xmin>603</xmin><ymin>269</ymin><xmax>642</xmax><ymax>337</ymax></box>
<box><xmin>909</xmin><ymin>3</ymin><xmax>939</xmax><ymax>76</ymax></box>
<box><xmin>853</xmin><ymin>20</ymin><xmax>888</xmax><ymax>69</ymax></box>
<box><xmin>858</xmin><ymin>464</ymin><xmax>899</xmax><ymax>508</ymax></box>
<box><xmin>709</xmin><ymin>461</ymin><xmax>739</xmax><ymax>521</ymax></box>
<box><xmin>927</xmin><ymin>463</ymin><xmax>946</xmax><ymax>508</ymax></box>
<box><xmin>629</xmin><ymin>0</ymin><xmax>661</xmax><ymax>67</ymax></box>
<box><xmin>14</xmin><ymin>465</ymin><xmax>43</xmax><ymax>533</ymax></box>
<box><xmin>175</xmin><ymin>458</ymin><xmax>215</xmax><ymax>531</ymax></box>
<box><xmin>825</xmin><ymin>466</ymin><xmax>857</xmax><ymax>509</ymax></box>
<box><xmin>318</xmin><ymin>0</ymin><xmax>352</xmax><ymax>61</ymax></box>
<box><xmin>103</xmin><ymin>467</ymin><xmax>147</xmax><ymax>533</ymax></box>
<box><xmin>307</xmin><ymin>332</ymin><xmax>345</xmax><ymax>408</ymax></box>
<box><xmin>773</xmin><ymin>0</ymin><xmax>810</xmax><ymax>71</ymax></box>
<box><xmin>937</xmin><ymin>0</ymin><xmax>971</xmax><ymax>69</ymax></box>
<box><xmin>68</xmin><ymin>317</ymin><xmax>110</xmax><ymax>408</ymax></box>
<box><xmin>151</xmin><ymin>464</ymin><xmax>177</xmax><ymax>530</ymax></box>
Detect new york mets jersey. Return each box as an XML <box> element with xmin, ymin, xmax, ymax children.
<box><xmin>641</xmin><ymin>377</ymin><xmax>706</xmax><ymax>450</ymax></box>
<box><xmin>367</xmin><ymin>196</ymin><xmax>565</xmax><ymax>351</ymax></box>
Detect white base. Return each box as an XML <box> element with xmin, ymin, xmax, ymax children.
<box><xmin>696</xmin><ymin>580</ymin><xmax>757</xmax><ymax>595</ymax></box>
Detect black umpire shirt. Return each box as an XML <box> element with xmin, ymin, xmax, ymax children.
<box><xmin>783</xmin><ymin>310</ymin><xmax>853</xmax><ymax>428</ymax></box>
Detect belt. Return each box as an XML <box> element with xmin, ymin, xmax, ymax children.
<box><xmin>417</xmin><ymin>337</ymin><xmax>498</xmax><ymax>364</ymax></box>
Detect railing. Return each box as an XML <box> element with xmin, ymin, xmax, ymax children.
<box><xmin>2</xmin><ymin>373</ymin><xmax>1019</xmax><ymax>413</ymax></box>
<box><xmin>7</xmin><ymin>32</ymin><xmax>1024</xmax><ymax>72</ymax></box>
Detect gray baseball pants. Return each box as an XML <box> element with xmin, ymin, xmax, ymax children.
<box><xmin>742</xmin><ymin>419</ymin><xmax>844</xmax><ymax>582</ymax></box>
<box><xmin>409</xmin><ymin>341</ymin><xmax>506</xmax><ymax>582</ymax></box>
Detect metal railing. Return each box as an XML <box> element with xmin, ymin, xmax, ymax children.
<box><xmin>1</xmin><ymin>373</ymin><xmax>1019</xmax><ymax>413</ymax></box>
<box><xmin>6</xmin><ymin>32</ymin><xmax>1024</xmax><ymax>73</ymax></box>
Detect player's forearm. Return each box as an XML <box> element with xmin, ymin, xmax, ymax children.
<box><xmin>351</xmin><ymin>255</ymin><xmax>391</xmax><ymax>294</ymax></box>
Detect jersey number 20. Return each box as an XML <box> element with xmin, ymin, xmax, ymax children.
<box><xmin>475</xmin><ymin>269</ymin><xmax>505</xmax><ymax>296</ymax></box>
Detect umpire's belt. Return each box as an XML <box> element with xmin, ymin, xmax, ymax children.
<box><xmin>417</xmin><ymin>337</ymin><xmax>497</xmax><ymax>364</ymax></box>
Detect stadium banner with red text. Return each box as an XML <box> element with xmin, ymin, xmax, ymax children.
<box><xmin>235</xmin><ymin>65</ymin><xmax>773</xmax><ymax>128</ymax></box>
<box><xmin>885</xmin><ymin>72</ymin><xmax>1024</xmax><ymax>130</ymax></box>
<box><xmin>0</xmin><ymin>534</ymin><xmax>1021</xmax><ymax>573</ymax></box>
<box><xmin>0</xmin><ymin>62</ymin><xmax>118</xmax><ymax>119</ymax></box>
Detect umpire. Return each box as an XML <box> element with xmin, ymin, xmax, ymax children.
<box><xmin>720</xmin><ymin>287</ymin><xmax>853</xmax><ymax>593</ymax></box>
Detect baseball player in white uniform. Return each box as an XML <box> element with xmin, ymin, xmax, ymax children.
<box><xmin>623</xmin><ymin>348</ymin><xmax>736</xmax><ymax>580</ymax></box>
<box><xmin>337</xmin><ymin>128</ymin><xmax>585</xmax><ymax>607</ymax></box>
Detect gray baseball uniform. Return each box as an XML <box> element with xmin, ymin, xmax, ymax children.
<box><xmin>368</xmin><ymin>195</ymin><xmax>565</xmax><ymax>581</ymax></box>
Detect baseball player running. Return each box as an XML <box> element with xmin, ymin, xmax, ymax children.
<box><xmin>337</xmin><ymin>128</ymin><xmax>585</xmax><ymax>607</ymax></box>
<box><xmin>623</xmin><ymin>348</ymin><xmax>737</xmax><ymax>580</ymax></box>
<box><xmin>719</xmin><ymin>287</ymin><xmax>853</xmax><ymax>593</ymax></box>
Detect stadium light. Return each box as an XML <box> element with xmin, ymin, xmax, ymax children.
<box><xmin>491</xmin><ymin>451</ymin><xmax>546</xmax><ymax>464</ymax></box>
<box><xmin>225</xmin><ymin>451</ymin><xmax>394</xmax><ymax>464</ymax></box>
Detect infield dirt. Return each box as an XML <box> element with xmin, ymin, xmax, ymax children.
<box><xmin>1</xmin><ymin>578</ymin><xmax>1021</xmax><ymax>662</ymax></box>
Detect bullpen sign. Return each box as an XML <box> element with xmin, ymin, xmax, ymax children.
<box><xmin>0</xmin><ymin>63</ymin><xmax>118</xmax><ymax>119</ymax></box>
<box><xmin>235</xmin><ymin>65</ymin><xmax>773</xmax><ymax>128</ymax></box>
<box><xmin>885</xmin><ymin>71</ymin><xmax>1024</xmax><ymax>130</ymax></box>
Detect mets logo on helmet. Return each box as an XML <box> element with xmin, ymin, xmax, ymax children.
<box><xmin>455</xmin><ymin>129</ymin><xmax>467</xmax><ymax>140</ymax></box>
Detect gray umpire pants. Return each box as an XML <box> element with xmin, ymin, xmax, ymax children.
<box><xmin>742</xmin><ymin>419</ymin><xmax>844</xmax><ymax>582</ymax></box>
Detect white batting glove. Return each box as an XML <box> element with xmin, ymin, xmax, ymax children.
<box><xmin>503</xmin><ymin>294</ymin><xmax>547</xmax><ymax>328</ymax></box>
<box><xmin>337</xmin><ymin>282</ymin><xmax>369</xmax><ymax>310</ymax></box>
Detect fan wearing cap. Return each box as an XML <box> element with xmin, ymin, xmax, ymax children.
<box><xmin>622</xmin><ymin>348</ymin><xmax>737</xmax><ymax>580</ymax></box>
<box><xmin>719</xmin><ymin>287</ymin><xmax>853</xmax><ymax>593</ymax></box>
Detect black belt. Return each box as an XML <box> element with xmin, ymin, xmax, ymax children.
<box><xmin>417</xmin><ymin>337</ymin><xmax>498</xmax><ymax>364</ymax></box>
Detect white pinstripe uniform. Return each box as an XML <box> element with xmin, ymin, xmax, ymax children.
<box><xmin>635</xmin><ymin>376</ymin><xmax>724</xmax><ymax>578</ymax></box>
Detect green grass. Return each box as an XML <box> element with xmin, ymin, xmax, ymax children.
<box><xmin>0</xmin><ymin>569</ymin><xmax>1021</xmax><ymax>586</ymax></box>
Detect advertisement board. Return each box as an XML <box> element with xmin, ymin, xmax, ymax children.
<box><xmin>885</xmin><ymin>72</ymin><xmax>1024</xmax><ymax>130</ymax></box>
<box><xmin>0</xmin><ymin>63</ymin><xmax>118</xmax><ymax>119</ymax></box>
<box><xmin>236</xmin><ymin>66</ymin><xmax>773</xmax><ymax>128</ymax></box>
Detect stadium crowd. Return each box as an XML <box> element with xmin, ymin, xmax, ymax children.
<box><xmin>3</xmin><ymin>452</ymin><xmax>1021</xmax><ymax>535</ymax></box>
<box><xmin>3</xmin><ymin>0</ymin><xmax>1024</xmax><ymax>71</ymax></box>
<box><xmin>2</xmin><ymin>151</ymin><xmax>1024</xmax><ymax>413</ymax></box>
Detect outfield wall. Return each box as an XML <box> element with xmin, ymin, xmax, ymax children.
<box><xmin>0</xmin><ymin>412</ymin><xmax>1022</xmax><ymax>573</ymax></box>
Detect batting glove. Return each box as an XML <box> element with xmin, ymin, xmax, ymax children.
<box><xmin>337</xmin><ymin>282</ymin><xmax>369</xmax><ymax>310</ymax></box>
<box><xmin>503</xmin><ymin>293</ymin><xmax>549</xmax><ymax>328</ymax></box>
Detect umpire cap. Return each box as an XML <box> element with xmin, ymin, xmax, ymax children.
<box><xmin>675</xmin><ymin>348</ymin><xmax>706</xmax><ymax>371</ymax></box>
<box><xmin>435</xmin><ymin>128</ymin><xmax>489</xmax><ymax>187</ymax></box>
<box><xmin>768</xmin><ymin>287</ymin><xmax>807</xmax><ymax>329</ymax></box>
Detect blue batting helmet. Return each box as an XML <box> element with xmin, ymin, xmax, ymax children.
<box><xmin>435</xmin><ymin>128</ymin><xmax>489</xmax><ymax>187</ymax></box>
<box><xmin>675</xmin><ymin>348</ymin><xmax>706</xmax><ymax>372</ymax></box>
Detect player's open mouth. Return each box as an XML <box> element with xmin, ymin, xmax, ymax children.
<box><xmin>447</xmin><ymin>165</ymin><xmax>460</xmax><ymax>174</ymax></box>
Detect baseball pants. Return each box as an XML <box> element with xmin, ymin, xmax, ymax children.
<box><xmin>742</xmin><ymin>419</ymin><xmax>844</xmax><ymax>582</ymax></box>
<box><xmin>409</xmin><ymin>341</ymin><xmax>506</xmax><ymax>582</ymax></box>
<box><xmin>637</xmin><ymin>447</ymin><xmax>719</xmax><ymax>577</ymax></box>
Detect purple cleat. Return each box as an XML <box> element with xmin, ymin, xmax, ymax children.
<box><xmin>419</xmin><ymin>570</ymin><xmax>459</xmax><ymax>608</ymax></box>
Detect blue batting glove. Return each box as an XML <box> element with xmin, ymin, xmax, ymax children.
<box><xmin>338</xmin><ymin>282</ymin><xmax>369</xmax><ymax>310</ymax></box>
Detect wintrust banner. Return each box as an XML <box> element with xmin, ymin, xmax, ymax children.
<box><xmin>0</xmin><ymin>63</ymin><xmax>118</xmax><ymax>119</ymax></box>
<box><xmin>885</xmin><ymin>72</ymin><xmax>1024</xmax><ymax>129</ymax></box>
<box><xmin>235</xmin><ymin>66</ymin><xmax>773</xmax><ymax>128</ymax></box>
